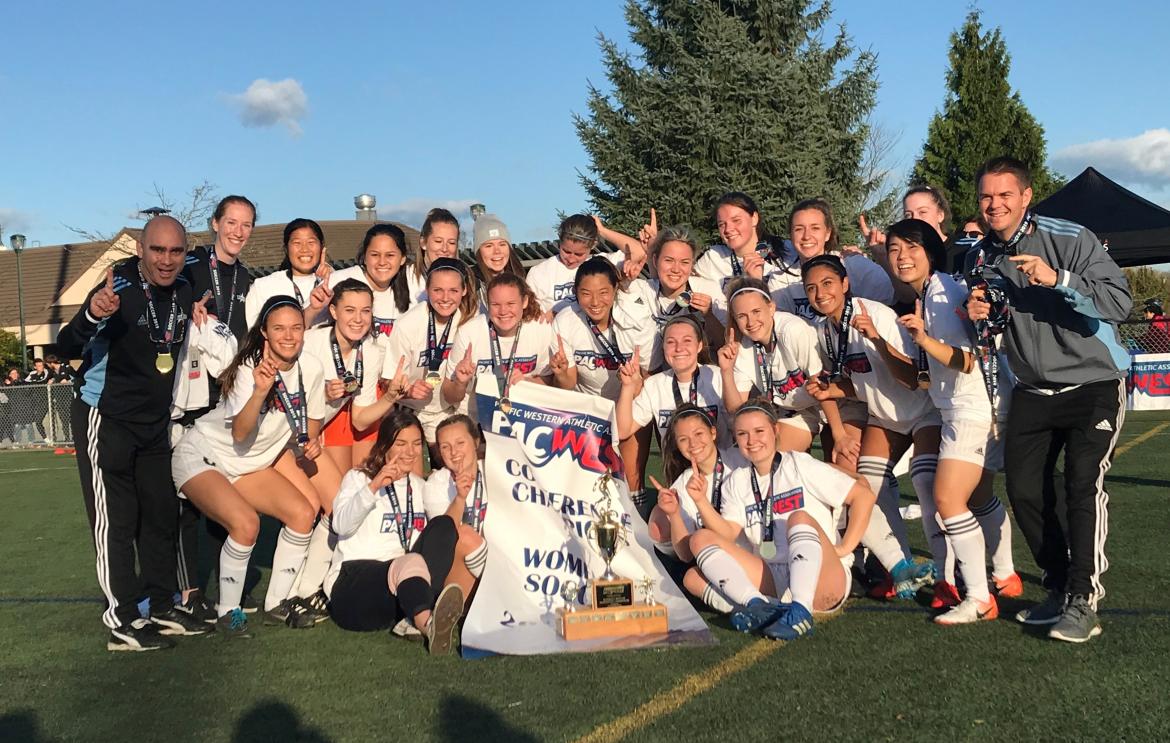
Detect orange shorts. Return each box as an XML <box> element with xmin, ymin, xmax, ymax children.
<box><xmin>323</xmin><ymin>400</ymin><xmax>379</xmax><ymax>447</ymax></box>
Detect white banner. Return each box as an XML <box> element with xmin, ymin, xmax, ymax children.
<box><xmin>1128</xmin><ymin>353</ymin><xmax>1170</xmax><ymax>411</ymax></box>
<box><xmin>461</xmin><ymin>379</ymin><xmax>714</xmax><ymax>656</ymax></box>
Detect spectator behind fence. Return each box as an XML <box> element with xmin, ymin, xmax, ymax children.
<box><xmin>1139</xmin><ymin>298</ymin><xmax>1170</xmax><ymax>353</ymax></box>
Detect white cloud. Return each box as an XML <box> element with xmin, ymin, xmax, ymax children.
<box><xmin>227</xmin><ymin>78</ymin><xmax>308</xmax><ymax>136</ymax></box>
<box><xmin>1052</xmin><ymin>129</ymin><xmax>1170</xmax><ymax>188</ymax></box>
<box><xmin>378</xmin><ymin>198</ymin><xmax>479</xmax><ymax>232</ymax></box>
<box><xmin>0</xmin><ymin>208</ymin><xmax>33</xmax><ymax>238</ymax></box>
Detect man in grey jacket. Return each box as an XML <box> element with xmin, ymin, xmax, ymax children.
<box><xmin>967</xmin><ymin>156</ymin><xmax>1131</xmax><ymax>644</ymax></box>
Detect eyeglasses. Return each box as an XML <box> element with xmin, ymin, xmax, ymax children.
<box><xmin>963</xmin><ymin>230</ymin><xmax>984</xmax><ymax>239</ymax></box>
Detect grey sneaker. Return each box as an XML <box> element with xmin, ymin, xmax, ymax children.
<box><xmin>1048</xmin><ymin>595</ymin><xmax>1102</xmax><ymax>643</ymax></box>
<box><xmin>425</xmin><ymin>584</ymin><xmax>465</xmax><ymax>656</ymax></box>
<box><xmin>391</xmin><ymin>618</ymin><xmax>424</xmax><ymax>641</ymax></box>
<box><xmin>1015</xmin><ymin>590</ymin><xmax>1067</xmax><ymax>625</ymax></box>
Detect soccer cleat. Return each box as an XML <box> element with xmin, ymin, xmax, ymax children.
<box><xmin>762</xmin><ymin>602</ymin><xmax>815</xmax><ymax>641</ymax></box>
<box><xmin>931</xmin><ymin>581</ymin><xmax>961</xmax><ymax>610</ymax></box>
<box><xmin>866</xmin><ymin>574</ymin><xmax>895</xmax><ymax>601</ymax></box>
<box><xmin>241</xmin><ymin>593</ymin><xmax>259</xmax><ymax>614</ymax></box>
<box><xmin>933</xmin><ymin>595</ymin><xmax>998</xmax><ymax>625</ymax></box>
<box><xmin>107</xmin><ymin>618</ymin><xmax>176</xmax><ymax>652</ymax></box>
<box><xmin>297</xmin><ymin>590</ymin><xmax>331</xmax><ymax>624</ymax></box>
<box><xmin>175</xmin><ymin>589</ymin><xmax>218</xmax><ymax>624</ymax></box>
<box><xmin>891</xmin><ymin>558</ymin><xmax>935</xmax><ymax>599</ymax></box>
<box><xmin>263</xmin><ymin>598</ymin><xmax>316</xmax><ymax>629</ymax></box>
<box><xmin>425</xmin><ymin>584</ymin><xmax>465</xmax><ymax>656</ymax></box>
<box><xmin>730</xmin><ymin>597</ymin><xmax>786</xmax><ymax>633</ymax></box>
<box><xmin>1015</xmin><ymin>591</ymin><xmax>1068</xmax><ymax>626</ymax></box>
<box><xmin>1048</xmin><ymin>595</ymin><xmax>1102</xmax><ymax>643</ymax></box>
<box><xmin>392</xmin><ymin>618</ymin><xmax>424</xmax><ymax>641</ymax></box>
<box><xmin>151</xmin><ymin>606</ymin><xmax>213</xmax><ymax>637</ymax></box>
<box><xmin>215</xmin><ymin>608</ymin><xmax>253</xmax><ymax>639</ymax></box>
<box><xmin>993</xmin><ymin>572</ymin><xmax>1024</xmax><ymax>598</ymax></box>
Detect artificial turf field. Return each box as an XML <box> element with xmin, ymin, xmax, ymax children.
<box><xmin>1</xmin><ymin>412</ymin><xmax>1168</xmax><ymax>742</ymax></box>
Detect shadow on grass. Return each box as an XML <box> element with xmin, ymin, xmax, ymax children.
<box><xmin>1104</xmin><ymin>474</ymin><xmax>1170</xmax><ymax>489</ymax></box>
<box><xmin>232</xmin><ymin>700</ymin><xmax>331</xmax><ymax>743</ymax></box>
<box><xmin>435</xmin><ymin>696</ymin><xmax>540</xmax><ymax>743</ymax></box>
<box><xmin>0</xmin><ymin>710</ymin><xmax>54</xmax><ymax>743</ymax></box>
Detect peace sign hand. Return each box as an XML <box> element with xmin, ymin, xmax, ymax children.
<box><xmin>850</xmin><ymin>299</ymin><xmax>879</xmax><ymax>340</ymax></box>
<box><xmin>453</xmin><ymin>346</ymin><xmax>476</xmax><ymax>384</ymax></box>
<box><xmin>89</xmin><ymin>268</ymin><xmax>122</xmax><ymax>319</ymax></box>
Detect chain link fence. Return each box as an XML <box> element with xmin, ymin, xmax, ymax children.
<box><xmin>0</xmin><ymin>383</ymin><xmax>76</xmax><ymax>448</ymax></box>
<box><xmin>1119</xmin><ymin>319</ymin><xmax>1170</xmax><ymax>355</ymax></box>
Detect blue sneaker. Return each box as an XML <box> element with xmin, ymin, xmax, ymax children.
<box><xmin>891</xmin><ymin>558</ymin><xmax>935</xmax><ymax>599</ymax></box>
<box><xmin>762</xmin><ymin>602</ymin><xmax>815</xmax><ymax>641</ymax></box>
<box><xmin>730</xmin><ymin>597</ymin><xmax>786</xmax><ymax>633</ymax></box>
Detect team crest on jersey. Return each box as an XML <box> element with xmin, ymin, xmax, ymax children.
<box><xmin>379</xmin><ymin>511</ymin><xmax>426</xmax><ymax>536</ymax></box>
<box><xmin>843</xmin><ymin>352</ymin><xmax>872</xmax><ymax>375</ymax></box>
<box><xmin>262</xmin><ymin>390</ymin><xmax>303</xmax><ymax>415</ymax></box>
<box><xmin>475</xmin><ymin>356</ymin><xmax>539</xmax><ymax>376</ymax></box>
<box><xmin>771</xmin><ymin>487</ymin><xmax>805</xmax><ymax>514</ymax></box>
<box><xmin>573</xmin><ymin>350</ymin><xmax>626</xmax><ymax>371</ymax></box>
<box><xmin>657</xmin><ymin>404</ymin><xmax>717</xmax><ymax>430</ymax></box>
<box><xmin>553</xmin><ymin>283</ymin><xmax>575</xmax><ymax>301</ymax></box>
<box><xmin>491</xmin><ymin>399</ymin><xmax>623</xmax><ymax>477</ymax></box>
<box><xmin>416</xmin><ymin>346</ymin><xmax>452</xmax><ymax>367</ymax></box>
<box><xmin>770</xmin><ymin>369</ymin><xmax>808</xmax><ymax>398</ymax></box>
<box><xmin>373</xmin><ymin>318</ymin><xmax>396</xmax><ymax>337</ymax></box>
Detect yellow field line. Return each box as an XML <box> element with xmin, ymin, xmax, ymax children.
<box><xmin>1114</xmin><ymin>421</ymin><xmax>1169</xmax><ymax>458</ymax></box>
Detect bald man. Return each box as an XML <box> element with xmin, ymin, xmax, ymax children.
<box><xmin>58</xmin><ymin>216</ymin><xmax>210</xmax><ymax>650</ymax></box>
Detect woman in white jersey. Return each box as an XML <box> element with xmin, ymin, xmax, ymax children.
<box><xmin>624</xmin><ymin>225</ymin><xmax>726</xmax><ymax>367</ymax></box>
<box><xmin>380</xmin><ymin>257</ymin><xmax>479</xmax><ymax>464</ymax></box>
<box><xmin>685</xmin><ymin>401</ymin><xmax>875</xmax><ymax>640</ymax></box>
<box><xmin>409</xmin><ymin>208</ymin><xmax>462</xmax><ymax>302</ymax></box>
<box><xmin>443</xmin><ymin>273</ymin><xmax>551</xmax><ymax>425</ymax></box>
<box><xmin>692</xmin><ymin>192</ymin><xmax>800</xmax><ymax>297</ymax></box>
<box><xmin>423</xmin><ymin>415</ymin><xmax>492</xmax><ymax>606</ymax></box>
<box><xmin>328</xmin><ymin>223</ymin><xmax>415</xmax><ymax>346</ymax></box>
<box><xmin>884</xmin><ymin>219</ymin><xmax>1021</xmax><ymax>624</ymax></box>
<box><xmin>527</xmin><ymin>214</ymin><xmax>642</xmax><ymax>318</ymax></box>
<box><xmin>245</xmin><ymin>218</ymin><xmax>333</xmax><ymax>328</ymax></box>
<box><xmin>327</xmin><ymin>409</ymin><xmax>464</xmax><ymax>655</ymax></box>
<box><xmin>801</xmin><ymin>255</ymin><xmax>939</xmax><ymax>601</ymax></box>
<box><xmin>717</xmin><ymin>277</ymin><xmax>850</xmax><ymax>455</ymax></box>
<box><xmin>172</xmin><ymin>295</ymin><xmax>336</xmax><ymax>636</ymax></box>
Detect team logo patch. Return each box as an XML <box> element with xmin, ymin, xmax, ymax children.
<box><xmin>379</xmin><ymin>511</ymin><xmax>426</xmax><ymax>535</ymax></box>
<box><xmin>476</xmin><ymin>356</ymin><xmax>539</xmax><ymax>376</ymax></box>
<box><xmin>573</xmin><ymin>350</ymin><xmax>626</xmax><ymax>371</ymax></box>
<box><xmin>374</xmin><ymin>318</ymin><xmax>396</xmax><ymax>337</ymax></box>
<box><xmin>553</xmin><ymin>283</ymin><xmax>575</xmax><ymax>301</ymax></box>
<box><xmin>489</xmin><ymin>399</ymin><xmax>623</xmax><ymax>477</ymax></box>
<box><xmin>771</xmin><ymin>487</ymin><xmax>805</xmax><ymax>515</ymax></box>
<box><xmin>263</xmin><ymin>391</ymin><xmax>303</xmax><ymax>415</ymax></box>
<box><xmin>771</xmin><ymin>369</ymin><xmax>808</xmax><ymax>398</ymax></box>
<box><xmin>416</xmin><ymin>346</ymin><xmax>452</xmax><ymax>367</ymax></box>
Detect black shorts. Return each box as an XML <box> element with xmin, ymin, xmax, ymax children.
<box><xmin>329</xmin><ymin>559</ymin><xmax>404</xmax><ymax>632</ymax></box>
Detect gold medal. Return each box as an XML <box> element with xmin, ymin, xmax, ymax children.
<box><xmin>155</xmin><ymin>352</ymin><xmax>175</xmax><ymax>374</ymax></box>
<box><xmin>425</xmin><ymin>371</ymin><xmax>442</xmax><ymax>388</ymax></box>
<box><xmin>342</xmin><ymin>373</ymin><xmax>360</xmax><ymax>395</ymax></box>
<box><xmin>759</xmin><ymin>541</ymin><xmax>778</xmax><ymax>560</ymax></box>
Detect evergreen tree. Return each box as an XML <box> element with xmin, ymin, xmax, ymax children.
<box><xmin>575</xmin><ymin>0</ymin><xmax>878</xmax><ymax>242</ymax></box>
<box><xmin>912</xmin><ymin>10</ymin><xmax>1064</xmax><ymax>220</ymax></box>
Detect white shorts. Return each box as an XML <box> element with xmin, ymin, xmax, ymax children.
<box><xmin>776</xmin><ymin>407</ymin><xmax>821</xmax><ymax>437</ymax></box>
<box><xmin>171</xmin><ymin>428</ymin><xmax>240</xmax><ymax>492</ymax></box>
<box><xmin>939</xmin><ymin>418</ymin><xmax>1004</xmax><ymax>471</ymax></box>
<box><xmin>764</xmin><ymin>557</ymin><xmax>852</xmax><ymax>615</ymax></box>
<box><xmin>870</xmin><ymin>408</ymin><xmax>943</xmax><ymax>437</ymax></box>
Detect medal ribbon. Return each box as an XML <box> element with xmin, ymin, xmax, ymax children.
<box><xmin>749</xmin><ymin>454</ymin><xmax>782</xmax><ymax>543</ymax></box>
<box><xmin>489</xmin><ymin>321</ymin><xmax>522</xmax><ymax>400</ymax></box>
<box><xmin>330</xmin><ymin>330</ymin><xmax>363</xmax><ymax>396</ymax></box>
<box><xmin>383</xmin><ymin>478</ymin><xmax>417</xmax><ymax>548</ymax></box>
<box><xmin>586</xmin><ymin>315</ymin><xmax>626</xmax><ymax>368</ymax></box>
<box><xmin>426</xmin><ymin>308</ymin><xmax>454</xmax><ymax>373</ymax></box>
<box><xmin>671</xmin><ymin>370</ymin><xmax>699</xmax><ymax>408</ymax></box>
<box><xmin>694</xmin><ymin>454</ymin><xmax>725</xmax><ymax>529</ymax></box>
<box><xmin>752</xmin><ymin>331</ymin><xmax>777</xmax><ymax>399</ymax></box>
<box><xmin>137</xmin><ymin>267</ymin><xmax>181</xmax><ymax>351</ymax></box>
<box><xmin>822</xmin><ymin>295</ymin><xmax>855</xmax><ymax>381</ymax></box>
<box><xmin>272</xmin><ymin>365</ymin><xmax>309</xmax><ymax>445</ymax></box>
<box><xmin>208</xmin><ymin>251</ymin><xmax>239</xmax><ymax>327</ymax></box>
<box><xmin>465</xmin><ymin>469</ymin><xmax>487</xmax><ymax>534</ymax></box>
<box><xmin>286</xmin><ymin>269</ymin><xmax>322</xmax><ymax>308</ymax></box>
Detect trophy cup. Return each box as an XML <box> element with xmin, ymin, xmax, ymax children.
<box><xmin>587</xmin><ymin>470</ymin><xmax>634</xmax><ymax>608</ymax></box>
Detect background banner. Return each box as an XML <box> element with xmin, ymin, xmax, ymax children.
<box><xmin>1128</xmin><ymin>353</ymin><xmax>1170</xmax><ymax>411</ymax></box>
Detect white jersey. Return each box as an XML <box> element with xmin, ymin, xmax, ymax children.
<box><xmin>325</xmin><ymin>469</ymin><xmax>430</xmax><ymax>596</ymax></box>
<box><xmin>407</xmin><ymin>268</ymin><xmax>427</xmax><ymax>304</ymax></box>
<box><xmin>327</xmin><ymin>265</ymin><xmax>414</xmax><ymax>347</ymax></box>
<box><xmin>382</xmin><ymin>302</ymin><xmax>467</xmax><ymax>420</ymax></box>
<box><xmin>731</xmin><ymin>312</ymin><xmax>822</xmax><ymax>411</ymax></box>
<box><xmin>624</xmin><ymin>276</ymin><xmax>727</xmax><ymax>369</ymax></box>
<box><xmin>920</xmin><ymin>272</ymin><xmax>1011</xmax><ymax>423</ymax></box>
<box><xmin>631</xmin><ymin>365</ymin><xmax>727</xmax><ymax>443</ymax></box>
<box><xmin>812</xmin><ymin>297</ymin><xmax>934</xmax><ymax>428</ymax></box>
<box><xmin>526</xmin><ymin>251</ymin><xmax>625</xmax><ymax>315</ymax></box>
<box><xmin>300</xmin><ymin>326</ymin><xmax>383</xmax><ymax>425</ymax></box>
<box><xmin>775</xmin><ymin>253</ymin><xmax>895</xmax><ymax>320</ymax></box>
<box><xmin>423</xmin><ymin>464</ymin><xmax>490</xmax><ymax>534</ymax></box>
<box><xmin>666</xmin><ymin>448</ymin><xmax>749</xmax><ymax>531</ymax></box>
<box><xmin>188</xmin><ymin>356</ymin><xmax>326</xmax><ymax>478</ymax></box>
<box><xmin>447</xmin><ymin>316</ymin><xmax>552</xmax><ymax>419</ymax></box>
<box><xmin>693</xmin><ymin>243</ymin><xmax>803</xmax><ymax>298</ymax></box>
<box><xmin>721</xmin><ymin>452</ymin><xmax>854</xmax><ymax>564</ymax></box>
<box><xmin>551</xmin><ymin>303</ymin><xmax>654</xmax><ymax>398</ymax></box>
<box><xmin>244</xmin><ymin>270</ymin><xmax>321</xmax><ymax>328</ymax></box>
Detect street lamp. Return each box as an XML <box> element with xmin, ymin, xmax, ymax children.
<box><xmin>10</xmin><ymin>234</ymin><xmax>28</xmax><ymax>374</ymax></box>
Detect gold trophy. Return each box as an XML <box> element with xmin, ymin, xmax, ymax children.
<box><xmin>557</xmin><ymin>469</ymin><xmax>669</xmax><ymax>641</ymax></box>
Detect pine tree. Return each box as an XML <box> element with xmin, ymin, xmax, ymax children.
<box><xmin>912</xmin><ymin>11</ymin><xmax>1064</xmax><ymax>220</ymax></box>
<box><xmin>575</xmin><ymin>0</ymin><xmax>878</xmax><ymax>241</ymax></box>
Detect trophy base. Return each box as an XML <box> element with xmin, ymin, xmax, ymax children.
<box><xmin>557</xmin><ymin>604</ymin><xmax>669</xmax><ymax>641</ymax></box>
<box><xmin>590</xmin><ymin>577</ymin><xmax>634</xmax><ymax>609</ymax></box>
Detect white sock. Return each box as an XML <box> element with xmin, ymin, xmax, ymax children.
<box><xmin>294</xmin><ymin>515</ymin><xmax>335</xmax><ymax>599</ymax></box>
<box><xmin>971</xmin><ymin>496</ymin><xmax>1015</xmax><ymax>579</ymax></box>
<box><xmin>700</xmin><ymin>582</ymin><xmax>735</xmax><ymax>613</ymax></box>
<box><xmin>940</xmin><ymin>512</ymin><xmax>990</xmax><ymax>602</ymax></box>
<box><xmin>265</xmin><ymin>527</ymin><xmax>312</xmax><ymax>611</ymax></box>
<box><xmin>786</xmin><ymin>523</ymin><xmax>823</xmax><ymax>609</ymax></box>
<box><xmin>216</xmin><ymin>536</ymin><xmax>253</xmax><ymax>617</ymax></box>
<box><xmin>857</xmin><ymin>456</ymin><xmax>912</xmax><ymax>570</ymax></box>
<box><xmin>911</xmin><ymin>455</ymin><xmax>952</xmax><ymax>584</ymax></box>
<box><xmin>694</xmin><ymin>544</ymin><xmax>765</xmax><ymax>605</ymax></box>
<box><xmin>464</xmin><ymin>542</ymin><xmax>488</xmax><ymax>579</ymax></box>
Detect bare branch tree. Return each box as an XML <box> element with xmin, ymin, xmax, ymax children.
<box><xmin>854</xmin><ymin>121</ymin><xmax>904</xmax><ymax>227</ymax></box>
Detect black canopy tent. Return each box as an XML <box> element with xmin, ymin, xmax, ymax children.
<box><xmin>1033</xmin><ymin>167</ymin><xmax>1170</xmax><ymax>267</ymax></box>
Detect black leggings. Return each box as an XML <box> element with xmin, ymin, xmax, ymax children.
<box><xmin>399</xmin><ymin>515</ymin><xmax>458</xmax><ymax>616</ymax></box>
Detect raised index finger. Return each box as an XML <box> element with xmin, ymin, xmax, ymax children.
<box><xmin>858</xmin><ymin>214</ymin><xmax>870</xmax><ymax>236</ymax></box>
<box><xmin>649</xmin><ymin>208</ymin><xmax>657</xmax><ymax>231</ymax></box>
<box><xmin>648</xmin><ymin>475</ymin><xmax>666</xmax><ymax>493</ymax></box>
<box><xmin>857</xmin><ymin>299</ymin><xmax>868</xmax><ymax>316</ymax></box>
<box><xmin>105</xmin><ymin>268</ymin><xmax>115</xmax><ymax>291</ymax></box>
<box><xmin>557</xmin><ymin>334</ymin><xmax>565</xmax><ymax>355</ymax></box>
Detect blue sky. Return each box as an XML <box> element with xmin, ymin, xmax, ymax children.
<box><xmin>2</xmin><ymin>0</ymin><xmax>1169</xmax><ymax>251</ymax></box>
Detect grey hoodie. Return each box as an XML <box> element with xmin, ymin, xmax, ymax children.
<box><xmin>965</xmin><ymin>215</ymin><xmax>1132</xmax><ymax>389</ymax></box>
